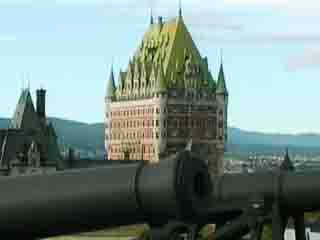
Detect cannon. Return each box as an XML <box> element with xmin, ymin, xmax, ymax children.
<box><xmin>202</xmin><ymin>169</ymin><xmax>315</xmax><ymax>240</ymax></box>
<box><xmin>0</xmin><ymin>150</ymin><xmax>211</xmax><ymax>239</ymax></box>
<box><xmin>151</xmin><ymin>162</ymin><xmax>318</xmax><ymax>240</ymax></box>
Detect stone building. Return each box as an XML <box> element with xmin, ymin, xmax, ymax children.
<box><xmin>105</xmin><ymin>9</ymin><xmax>228</xmax><ymax>175</ymax></box>
<box><xmin>0</xmin><ymin>88</ymin><xmax>63</xmax><ymax>176</ymax></box>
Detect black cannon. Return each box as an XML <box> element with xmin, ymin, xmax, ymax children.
<box><xmin>203</xmin><ymin>170</ymin><xmax>316</xmax><ymax>240</ymax></box>
<box><xmin>151</xmin><ymin>160</ymin><xmax>318</xmax><ymax>240</ymax></box>
<box><xmin>0</xmin><ymin>150</ymin><xmax>211</xmax><ymax>239</ymax></box>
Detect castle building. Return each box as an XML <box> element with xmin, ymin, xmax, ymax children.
<box><xmin>0</xmin><ymin>88</ymin><xmax>63</xmax><ymax>176</ymax></box>
<box><xmin>105</xmin><ymin>10</ymin><xmax>228</xmax><ymax>175</ymax></box>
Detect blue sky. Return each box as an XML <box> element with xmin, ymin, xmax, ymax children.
<box><xmin>0</xmin><ymin>0</ymin><xmax>320</xmax><ymax>134</ymax></box>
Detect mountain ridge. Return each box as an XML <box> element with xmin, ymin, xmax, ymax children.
<box><xmin>1</xmin><ymin>117</ymin><xmax>320</xmax><ymax>153</ymax></box>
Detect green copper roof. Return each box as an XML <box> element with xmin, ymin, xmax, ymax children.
<box><xmin>208</xmin><ymin>71</ymin><xmax>216</xmax><ymax>91</ymax></box>
<box><xmin>106</xmin><ymin>67</ymin><xmax>116</xmax><ymax>98</ymax></box>
<box><xmin>156</xmin><ymin>63</ymin><xmax>167</xmax><ymax>92</ymax></box>
<box><xmin>132</xmin><ymin>16</ymin><xmax>208</xmax><ymax>89</ymax></box>
<box><xmin>115</xmin><ymin>14</ymin><xmax>225</xmax><ymax>95</ymax></box>
<box><xmin>216</xmin><ymin>63</ymin><xmax>228</xmax><ymax>94</ymax></box>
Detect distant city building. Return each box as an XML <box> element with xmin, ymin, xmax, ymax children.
<box><xmin>0</xmin><ymin>88</ymin><xmax>63</xmax><ymax>176</ymax></box>
<box><xmin>105</xmin><ymin>8</ymin><xmax>228</xmax><ymax>175</ymax></box>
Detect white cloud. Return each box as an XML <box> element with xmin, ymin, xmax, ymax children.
<box><xmin>223</xmin><ymin>0</ymin><xmax>320</xmax><ymax>13</ymax></box>
<box><xmin>287</xmin><ymin>49</ymin><xmax>320</xmax><ymax>71</ymax></box>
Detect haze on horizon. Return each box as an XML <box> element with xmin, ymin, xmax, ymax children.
<box><xmin>0</xmin><ymin>0</ymin><xmax>319</xmax><ymax>135</ymax></box>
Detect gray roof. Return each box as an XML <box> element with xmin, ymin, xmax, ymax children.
<box><xmin>0</xmin><ymin>129</ymin><xmax>29</xmax><ymax>166</ymax></box>
<box><xmin>10</xmin><ymin>89</ymin><xmax>41</xmax><ymax>130</ymax></box>
<box><xmin>0</xmin><ymin>89</ymin><xmax>62</xmax><ymax>169</ymax></box>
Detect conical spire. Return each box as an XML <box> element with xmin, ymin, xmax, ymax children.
<box><xmin>150</xmin><ymin>8</ymin><xmax>154</xmax><ymax>25</ymax></box>
<box><xmin>118</xmin><ymin>68</ymin><xmax>123</xmax><ymax>90</ymax></box>
<box><xmin>106</xmin><ymin>65</ymin><xmax>116</xmax><ymax>98</ymax></box>
<box><xmin>280</xmin><ymin>148</ymin><xmax>295</xmax><ymax>171</ymax></box>
<box><xmin>216</xmin><ymin>58</ymin><xmax>228</xmax><ymax>95</ymax></box>
<box><xmin>178</xmin><ymin>0</ymin><xmax>182</xmax><ymax>18</ymax></box>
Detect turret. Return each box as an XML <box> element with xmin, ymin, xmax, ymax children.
<box><xmin>216</xmin><ymin>62</ymin><xmax>228</xmax><ymax>97</ymax></box>
<box><xmin>280</xmin><ymin>148</ymin><xmax>295</xmax><ymax>171</ymax></box>
<box><xmin>106</xmin><ymin>66</ymin><xmax>116</xmax><ymax>100</ymax></box>
<box><xmin>118</xmin><ymin>69</ymin><xmax>123</xmax><ymax>93</ymax></box>
<box><xmin>150</xmin><ymin>8</ymin><xmax>154</xmax><ymax>25</ymax></box>
<box><xmin>177</xmin><ymin>0</ymin><xmax>183</xmax><ymax>22</ymax></box>
<box><xmin>158</xmin><ymin>16</ymin><xmax>163</xmax><ymax>30</ymax></box>
<box><xmin>216</xmin><ymin>60</ymin><xmax>229</xmax><ymax>151</ymax></box>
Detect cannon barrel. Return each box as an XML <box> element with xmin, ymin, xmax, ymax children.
<box><xmin>0</xmin><ymin>151</ymin><xmax>211</xmax><ymax>239</ymax></box>
<box><xmin>203</xmin><ymin>170</ymin><xmax>320</xmax><ymax>217</ymax></box>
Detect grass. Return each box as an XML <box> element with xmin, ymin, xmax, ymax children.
<box><xmin>45</xmin><ymin>225</ymin><xmax>149</xmax><ymax>240</ymax></box>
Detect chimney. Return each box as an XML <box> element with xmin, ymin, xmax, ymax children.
<box><xmin>36</xmin><ymin>88</ymin><xmax>46</xmax><ymax>119</ymax></box>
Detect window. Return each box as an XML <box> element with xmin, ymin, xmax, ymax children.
<box><xmin>156</xmin><ymin>120</ymin><xmax>159</xmax><ymax>126</ymax></box>
<box><xmin>156</xmin><ymin>132</ymin><xmax>159</xmax><ymax>139</ymax></box>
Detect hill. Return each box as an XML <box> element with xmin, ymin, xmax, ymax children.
<box><xmin>1</xmin><ymin>117</ymin><xmax>320</xmax><ymax>154</ymax></box>
<box><xmin>229</xmin><ymin>127</ymin><xmax>320</xmax><ymax>147</ymax></box>
<box><xmin>0</xmin><ymin>117</ymin><xmax>104</xmax><ymax>151</ymax></box>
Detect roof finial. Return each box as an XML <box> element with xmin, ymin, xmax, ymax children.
<box><xmin>150</xmin><ymin>8</ymin><xmax>154</xmax><ymax>24</ymax></box>
<box><xmin>111</xmin><ymin>57</ymin><xmax>114</xmax><ymax>70</ymax></box>
<box><xmin>179</xmin><ymin>0</ymin><xmax>182</xmax><ymax>17</ymax></box>
<box><xmin>27</xmin><ymin>72</ymin><xmax>31</xmax><ymax>90</ymax></box>
<box><xmin>23</xmin><ymin>72</ymin><xmax>27</xmax><ymax>91</ymax></box>
<box><xmin>285</xmin><ymin>147</ymin><xmax>289</xmax><ymax>157</ymax></box>
<box><xmin>220</xmin><ymin>48</ymin><xmax>223</xmax><ymax>65</ymax></box>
